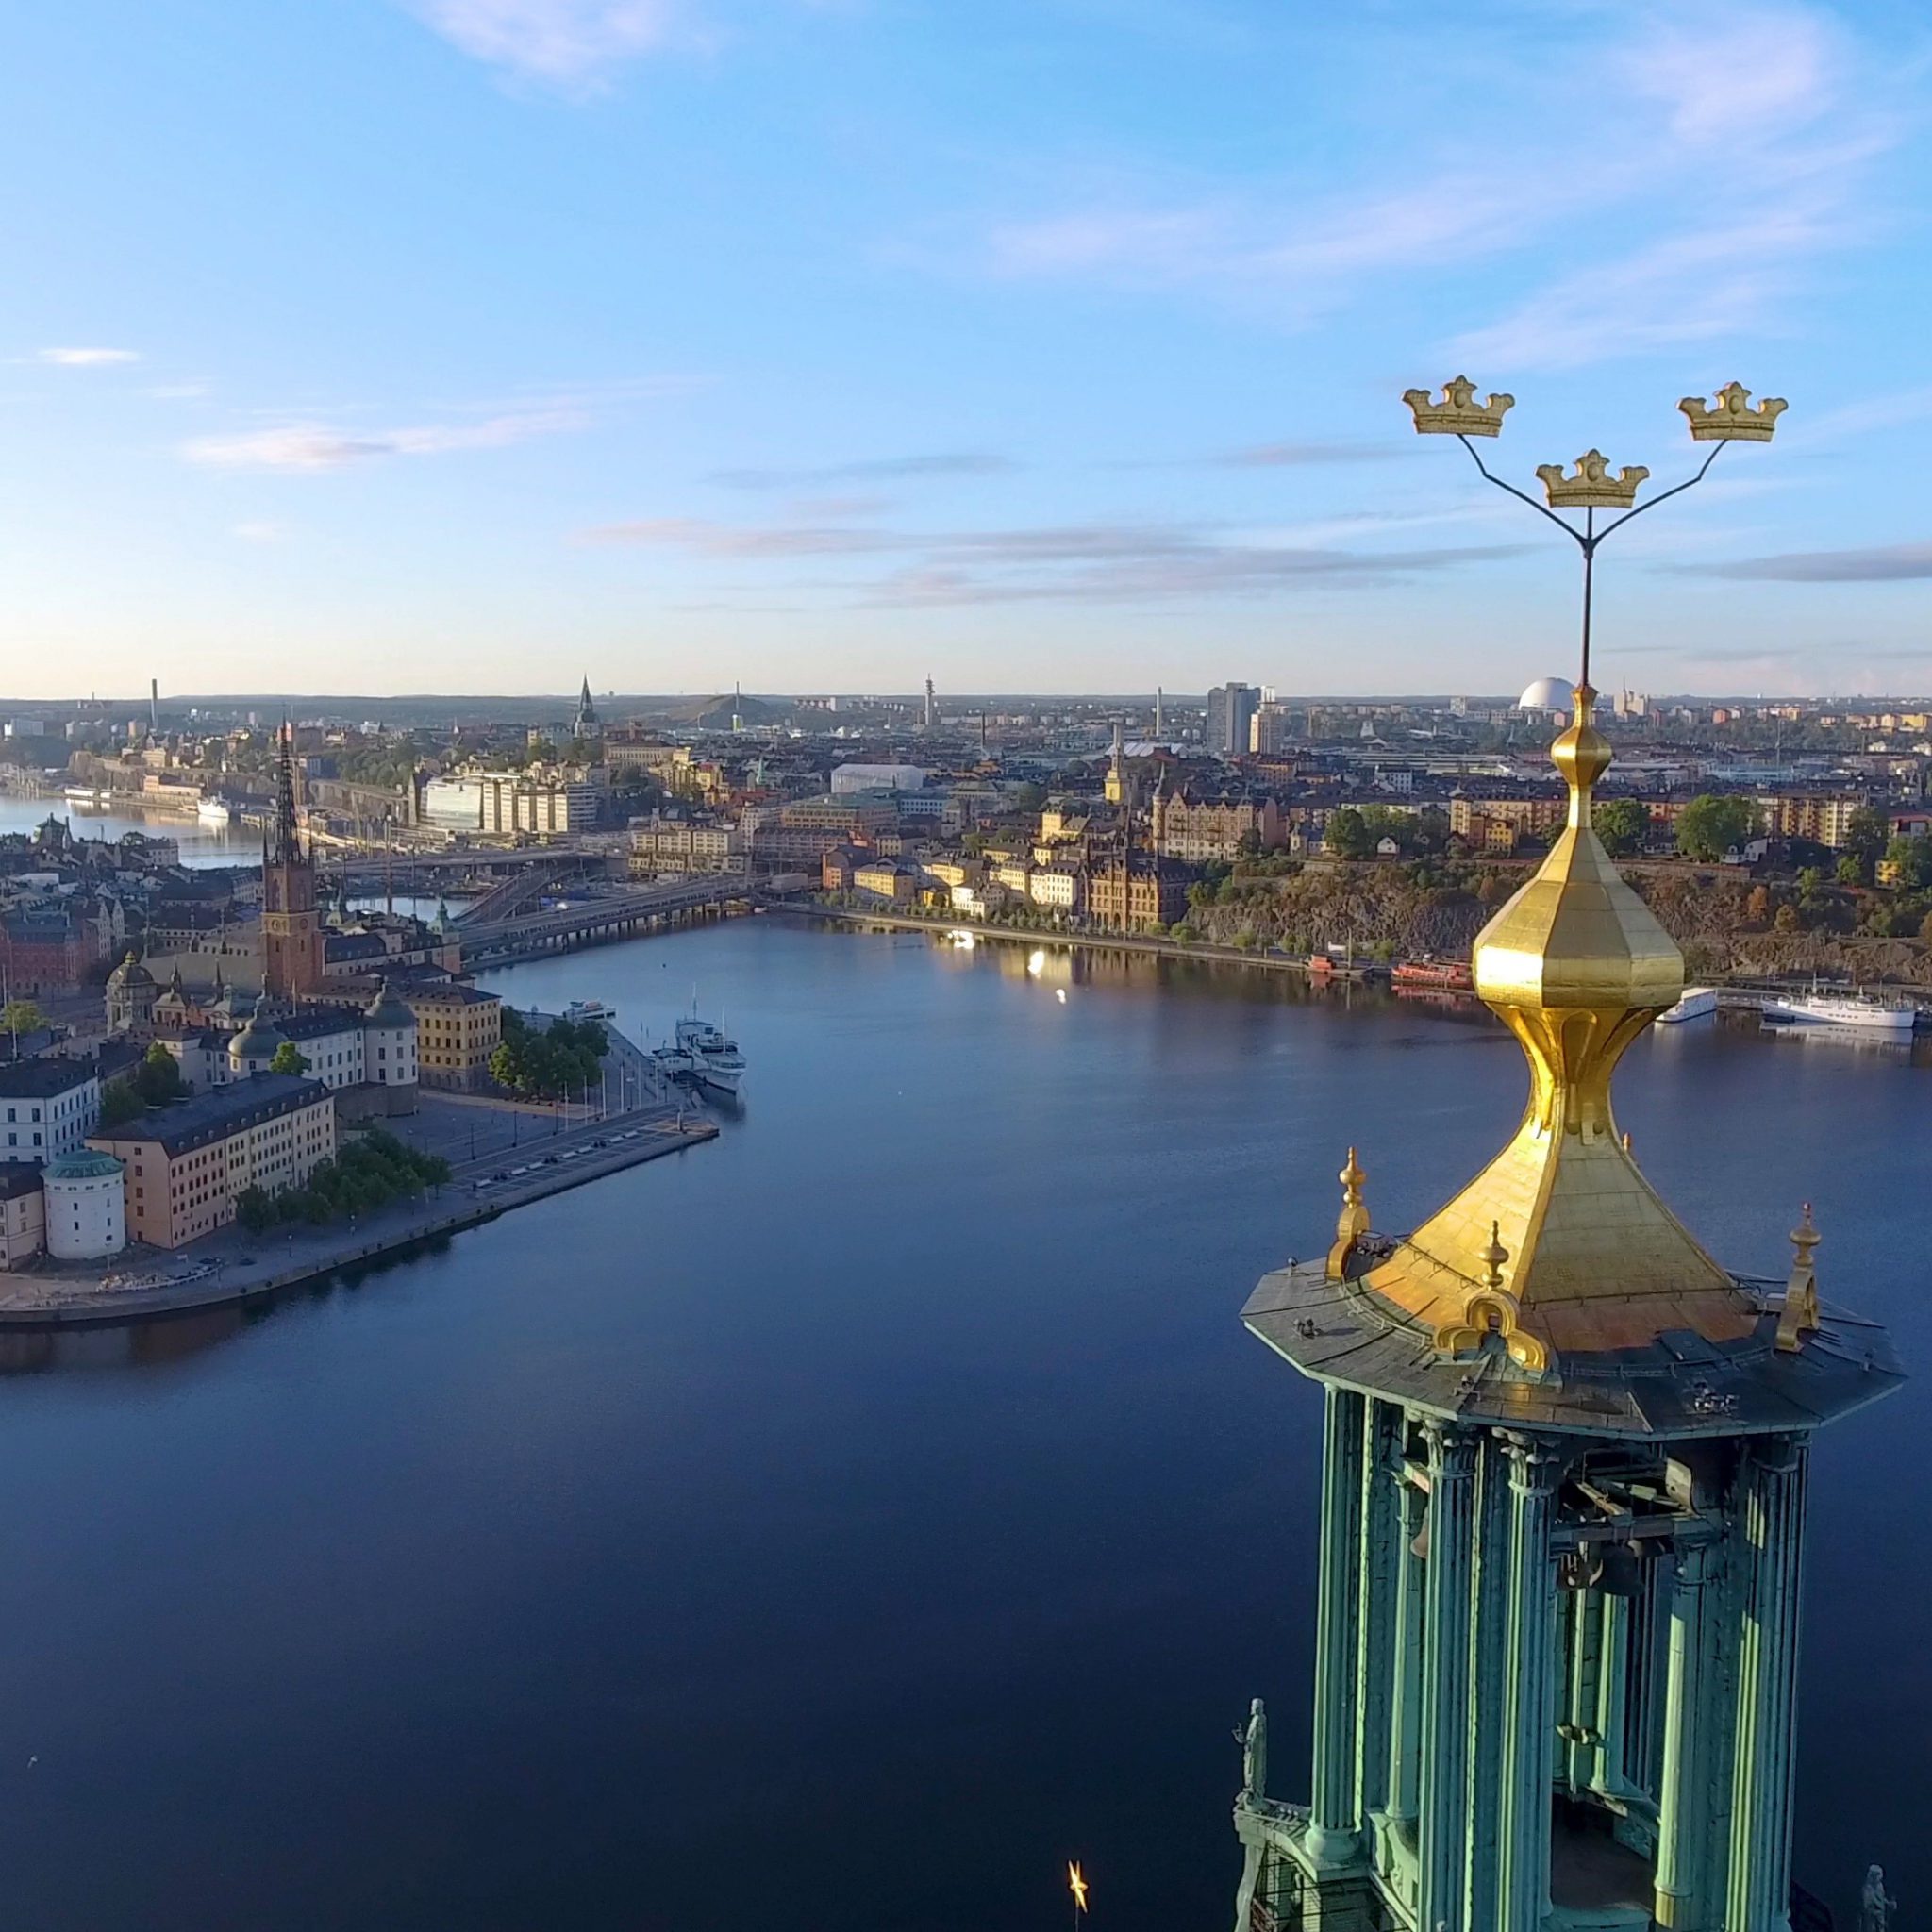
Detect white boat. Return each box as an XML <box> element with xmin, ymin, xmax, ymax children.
<box><xmin>1657</xmin><ymin>986</ymin><xmax>1718</xmax><ymax>1024</ymax></box>
<box><xmin>945</xmin><ymin>929</ymin><xmax>977</xmax><ymax>949</ymax></box>
<box><xmin>63</xmin><ymin>785</ymin><xmax>107</xmax><ymax>806</ymax></box>
<box><xmin>196</xmin><ymin>797</ymin><xmax>232</xmax><ymax>826</ymax></box>
<box><xmin>675</xmin><ymin>1013</ymin><xmax>745</xmax><ymax>1095</ymax></box>
<box><xmin>1761</xmin><ymin>991</ymin><xmax>1919</xmax><ymax>1034</ymax></box>
<box><xmin>565</xmin><ymin>998</ymin><xmax>616</xmax><ymax>1023</ymax></box>
<box><xmin>648</xmin><ymin>1045</ymin><xmax>703</xmax><ymax>1085</ymax></box>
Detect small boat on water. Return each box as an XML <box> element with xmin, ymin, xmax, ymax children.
<box><xmin>63</xmin><ymin>784</ymin><xmax>107</xmax><ymax>806</ymax></box>
<box><xmin>1657</xmin><ymin>986</ymin><xmax>1718</xmax><ymax>1024</ymax></box>
<box><xmin>1761</xmin><ymin>991</ymin><xmax>1918</xmax><ymax>1034</ymax></box>
<box><xmin>675</xmin><ymin>1010</ymin><xmax>745</xmax><ymax>1095</ymax></box>
<box><xmin>1392</xmin><ymin>958</ymin><xmax>1474</xmax><ymax>992</ymax></box>
<box><xmin>945</xmin><ymin>929</ymin><xmax>977</xmax><ymax>949</ymax></box>
<box><xmin>565</xmin><ymin>998</ymin><xmax>616</xmax><ymax>1023</ymax></box>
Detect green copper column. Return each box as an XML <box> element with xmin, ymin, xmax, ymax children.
<box><xmin>1354</xmin><ymin>1401</ymin><xmax>1402</xmax><ymax>1827</ymax></box>
<box><xmin>1498</xmin><ymin>1436</ymin><xmax>1562</xmax><ymax>1932</ymax></box>
<box><xmin>1305</xmin><ymin>1386</ymin><xmax>1367</xmax><ymax>1865</ymax></box>
<box><xmin>1385</xmin><ymin>1464</ymin><xmax>1426</xmax><ymax>1844</ymax></box>
<box><xmin>1418</xmin><ymin>1420</ymin><xmax>1477</xmax><ymax>1932</ymax></box>
<box><xmin>1654</xmin><ymin>1540</ymin><xmax>1717</xmax><ymax>1930</ymax></box>
<box><xmin>1465</xmin><ymin>1436</ymin><xmax>1514</xmax><ymax>1932</ymax></box>
<box><xmin>1727</xmin><ymin>1436</ymin><xmax>1809</xmax><ymax>1932</ymax></box>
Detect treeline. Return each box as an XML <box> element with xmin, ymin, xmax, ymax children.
<box><xmin>489</xmin><ymin>1008</ymin><xmax>608</xmax><ymax>1100</ymax></box>
<box><xmin>236</xmin><ymin>1128</ymin><xmax>451</xmax><ymax>1231</ymax></box>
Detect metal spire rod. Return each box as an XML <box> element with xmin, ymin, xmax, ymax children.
<box><xmin>1453</xmin><ymin>433</ymin><xmax>1728</xmax><ymax>693</ymax></box>
<box><xmin>1401</xmin><ymin>378</ymin><xmax>1784</xmax><ymax>698</ymax></box>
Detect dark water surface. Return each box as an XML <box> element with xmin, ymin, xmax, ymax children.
<box><xmin>0</xmin><ymin>920</ymin><xmax>1923</xmax><ymax>1930</ymax></box>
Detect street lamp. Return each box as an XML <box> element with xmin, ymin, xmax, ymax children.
<box><xmin>1401</xmin><ymin>377</ymin><xmax>1786</xmax><ymax>694</ymax></box>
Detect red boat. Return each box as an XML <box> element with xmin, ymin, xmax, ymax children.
<box><xmin>1392</xmin><ymin>958</ymin><xmax>1474</xmax><ymax>991</ymax></box>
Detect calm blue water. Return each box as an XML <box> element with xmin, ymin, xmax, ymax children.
<box><xmin>0</xmin><ymin>795</ymin><xmax>257</xmax><ymax>868</ymax></box>
<box><xmin>0</xmin><ymin>919</ymin><xmax>1921</xmax><ymax>1930</ymax></box>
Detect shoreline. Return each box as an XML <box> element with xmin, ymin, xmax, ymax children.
<box><xmin>0</xmin><ymin>1114</ymin><xmax>718</xmax><ymax>1329</ymax></box>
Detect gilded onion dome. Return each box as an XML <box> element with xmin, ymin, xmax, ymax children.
<box><xmin>1358</xmin><ymin>684</ymin><xmax>1755</xmax><ymax>1361</ymax></box>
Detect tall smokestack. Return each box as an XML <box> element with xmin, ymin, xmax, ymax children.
<box><xmin>1155</xmin><ymin>686</ymin><xmax>1163</xmax><ymax>738</ymax></box>
<box><xmin>149</xmin><ymin>678</ymin><xmax>158</xmax><ymax>735</ymax></box>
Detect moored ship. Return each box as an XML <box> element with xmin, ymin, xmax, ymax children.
<box><xmin>675</xmin><ymin>1013</ymin><xmax>745</xmax><ymax>1095</ymax></box>
<box><xmin>1391</xmin><ymin>958</ymin><xmax>1473</xmax><ymax>992</ymax></box>
<box><xmin>1761</xmin><ymin>990</ymin><xmax>1919</xmax><ymax>1033</ymax></box>
<box><xmin>1656</xmin><ymin>985</ymin><xmax>1718</xmax><ymax>1024</ymax></box>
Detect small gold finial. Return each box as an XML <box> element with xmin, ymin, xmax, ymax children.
<box><xmin>1480</xmin><ymin>1221</ymin><xmax>1509</xmax><ymax>1291</ymax></box>
<box><xmin>1776</xmin><ymin>1201</ymin><xmax>1821</xmax><ymax>1352</ymax></box>
<box><xmin>1327</xmin><ymin>1146</ymin><xmax>1370</xmax><ymax>1281</ymax></box>
<box><xmin>1679</xmin><ymin>381</ymin><xmax>1787</xmax><ymax>443</ymax></box>
<box><xmin>1535</xmin><ymin>450</ymin><xmax>1650</xmax><ymax>508</ymax></box>
<box><xmin>1621</xmin><ymin>1130</ymin><xmax>1633</xmax><ymax>1153</ymax></box>
<box><xmin>1402</xmin><ymin>376</ymin><xmax>1513</xmax><ymax>438</ymax></box>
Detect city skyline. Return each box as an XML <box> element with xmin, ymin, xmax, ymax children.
<box><xmin>6</xmin><ymin>0</ymin><xmax>1931</xmax><ymax>698</ymax></box>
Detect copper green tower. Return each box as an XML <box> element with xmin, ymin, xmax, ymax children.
<box><xmin>1232</xmin><ymin>685</ymin><xmax>1902</xmax><ymax>1931</ymax></box>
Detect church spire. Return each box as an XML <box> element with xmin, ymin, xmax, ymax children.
<box><xmin>271</xmin><ymin>718</ymin><xmax>304</xmax><ymax>867</ymax></box>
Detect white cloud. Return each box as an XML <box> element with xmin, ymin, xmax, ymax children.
<box><xmin>232</xmin><ymin>521</ymin><xmax>290</xmax><ymax>543</ymax></box>
<box><xmin>407</xmin><ymin>0</ymin><xmax>689</xmax><ymax>85</ymax></box>
<box><xmin>182</xmin><ymin>407</ymin><xmax>586</xmax><ymax>471</ymax></box>
<box><xmin>969</xmin><ymin>3</ymin><xmax>1894</xmax><ymax>368</ymax></box>
<box><xmin>39</xmin><ymin>347</ymin><xmax>141</xmax><ymax>366</ymax></box>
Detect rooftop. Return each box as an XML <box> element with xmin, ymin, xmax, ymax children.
<box><xmin>89</xmin><ymin>1074</ymin><xmax>328</xmax><ymax>1157</ymax></box>
<box><xmin>0</xmin><ymin>1056</ymin><xmax>99</xmax><ymax>1099</ymax></box>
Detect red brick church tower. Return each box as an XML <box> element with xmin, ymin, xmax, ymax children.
<box><xmin>261</xmin><ymin>722</ymin><xmax>325</xmax><ymax>1000</ymax></box>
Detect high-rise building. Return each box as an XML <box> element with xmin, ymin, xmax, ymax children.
<box><xmin>261</xmin><ymin>723</ymin><xmax>325</xmax><ymax>1000</ymax></box>
<box><xmin>1207</xmin><ymin>682</ymin><xmax>1260</xmax><ymax>758</ymax></box>
<box><xmin>1231</xmin><ymin>688</ymin><xmax>1901</xmax><ymax>1932</ymax></box>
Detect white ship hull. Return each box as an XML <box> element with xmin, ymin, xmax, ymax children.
<box><xmin>1762</xmin><ymin>994</ymin><xmax>1917</xmax><ymax>1033</ymax></box>
<box><xmin>1657</xmin><ymin>987</ymin><xmax>1718</xmax><ymax>1024</ymax></box>
<box><xmin>196</xmin><ymin>798</ymin><xmax>232</xmax><ymax>825</ymax></box>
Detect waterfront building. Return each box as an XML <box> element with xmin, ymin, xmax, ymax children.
<box><xmin>854</xmin><ymin>858</ymin><xmax>919</xmax><ymax>904</ymax></box>
<box><xmin>628</xmin><ymin>817</ymin><xmax>747</xmax><ymax>876</ymax></box>
<box><xmin>89</xmin><ymin>1074</ymin><xmax>335</xmax><ymax>1249</ymax></box>
<box><xmin>1028</xmin><ymin>865</ymin><xmax>1084</xmax><ymax>914</ymax></box>
<box><xmin>403</xmin><ymin>983</ymin><xmax>503</xmax><ymax>1092</ymax></box>
<box><xmin>420</xmin><ymin>766</ymin><xmax>610</xmax><ymax>834</ymax></box>
<box><xmin>0</xmin><ymin>1057</ymin><xmax>102</xmax><ymax>1163</ymax></box>
<box><xmin>42</xmin><ymin>1147</ymin><xmax>126</xmax><ymax>1259</ymax></box>
<box><xmin>1231</xmin><ymin>688</ymin><xmax>1902</xmax><ymax>1932</ymax></box>
<box><xmin>1087</xmin><ymin>851</ymin><xmax>1189</xmax><ymax>932</ymax></box>
<box><xmin>0</xmin><ymin>1163</ymin><xmax>46</xmax><ymax>1268</ymax></box>
<box><xmin>262</xmin><ymin>724</ymin><xmax>325</xmax><ymax>1000</ymax></box>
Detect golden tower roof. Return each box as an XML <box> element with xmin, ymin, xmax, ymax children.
<box><xmin>1360</xmin><ymin>684</ymin><xmax>1757</xmax><ymax>1360</ymax></box>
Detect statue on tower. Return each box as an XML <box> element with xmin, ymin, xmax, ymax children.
<box><xmin>1861</xmin><ymin>1865</ymin><xmax>1897</xmax><ymax>1932</ymax></box>
<box><xmin>1236</xmin><ymin>1697</ymin><xmax>1268</xmax><ymax>1804</ymax></box>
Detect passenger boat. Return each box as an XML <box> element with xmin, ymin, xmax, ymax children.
<box><xmin>196</xmin><ymin>796</ymin><xmax>232</xmax><ymax>826</ymax></box>
<box><xmin>565</xmin><ymin>998</ymin><xmax>616</xmax><ymax>1023</ymax></box>
<box><xmin>1392</xmin><ymin>958</ymin><xmax>1474</xmax><ymax>991</ymax></box>
<box><xmin>1761</xmin><ymin>991</ymin><xmax>1919</xmax><ymax>1034</ymax></box>
<box><xmin>675</xmin><ymin>1012</ymin><xmax>745</xmax><ymax>1095</ymax></box>
<box><xmin>1656</xmin><ymin>986</ymin><xmax>1718</xmax><ymax>1024</ymax></box>
<box><xmin>648</xmin><ymin>1045</ymin><xmax>703</xmax><ymax>1086</ymax></box>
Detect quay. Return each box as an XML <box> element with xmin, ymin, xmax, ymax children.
<box><xmin>0</xmin><ymin>1103</ymin><xmax>718</xmax><ymax>1328</ymax></box>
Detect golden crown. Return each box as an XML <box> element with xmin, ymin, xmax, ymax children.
<box><xmin>1535</xmin><ymin>450</ymin><xmax>1650</xmax><ymax>508</ymax></box>
<box><xmin>1679</xmin><ymin>381</ymin><xmax>1787</xmax><ymax>442</ymax></box>
<box><xmin>1402</xmin><ymin>375</ymin><xmax>1514</xmax><ymax>438</ymax></box>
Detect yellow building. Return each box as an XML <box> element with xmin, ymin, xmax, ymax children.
<box><xmin>89</xmin><ymin>1074</ymin><xmax>336</xmax><ymax>1249</ymax></box>
<box><xmin>405</xmin><ymin>983</ymin><xmax>505</xmax><ymax>1092</ymax></box>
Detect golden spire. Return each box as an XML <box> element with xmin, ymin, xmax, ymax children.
<box><xmin>1776</xmin><ymin>1203</ymin><xmax>1822</xmax><ymax>1352</ymax></box>
<box><xmin>1359</xmin><ymin>684</ymin><xmax>1755</xmax><ymax>1358</ymax></box>
<box><xmin>1326</xmin><ymin>1146</ymin><xmax>1369</xmax><ymax>1281</ymax></box>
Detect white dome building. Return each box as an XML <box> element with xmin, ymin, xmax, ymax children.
<box><xmin>1517</xmin><ymin>675</ymin><xmax>1575</xmax><ymax>715</ymax></box>
<box><xmin>43</xmin><ymin>1148</ymin><xmax>126</xmax><ymax>1259</ymax></box>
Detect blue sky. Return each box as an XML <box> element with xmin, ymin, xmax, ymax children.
<box><xmin>4</xmin><ymin>0</ymin><xmax>1929</xmax><ymax>700</ymax></box>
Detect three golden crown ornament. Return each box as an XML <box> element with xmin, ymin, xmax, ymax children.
<box><xmin>1535</xmin><ymin>450</ymin><xmax>1652</xmax><ymax>509</ymax></box>
<box><xmin>1401</xmin><ymin>375</ymin><xmax>1514</xmax><ymax>438</ymax></box>
<box><xmin>1679</xmin><ymin>381</ymin><xmax>1787</xmax><ymax>442</ymax></box>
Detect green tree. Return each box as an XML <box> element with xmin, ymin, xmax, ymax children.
<box><xmin>236</xmin><ymin>1184</ymin><xmax>275</xmax><ymax>1233</ymax></box>
<box><xmin>1675</xmin><ymin>794</ymin><xmax>1757</xmax><ymax>862</ymax></box>
<box><xmin>99</xmin><ymin>1078</ymin><xmax>142</xmax><ymax>1127</ymax></box>
<box><xmin>1843</xmin><ymin>805</ymin><xmax>1887</xmax><ymax>871</ymax></box>
<box><xmin>0</xmin><ymin>998</ymin><xmax>43</xmax><ymax>1046</ymax></box>
<box><xmin>269</xmin><ymin>1041</ymin><xmax>311</xmax><ymax>1076</ymax></box>
<box><xmin>132</xmin><ymin>1041</ymin><xmax>188</xmax><ymax>1107</ymax></box>
<box><xmin>1835</xmin><ymin>853</ymin><xmax>1867</xmax><ymax>887</ymax></box>
<box><xmin>1592</xmin><ymin>798</ymin><xmax>1650</xmax><ymax>858</ymax></box>
<box><xmin>1324</xmin><ymin>808</ymin><xmax>1372</xmax><ymax>860</ymax></box>
<box><xmin>1884</xmin><ymin>833</ymin><xmax>1932</xmax><ymax>891</ymax></box>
